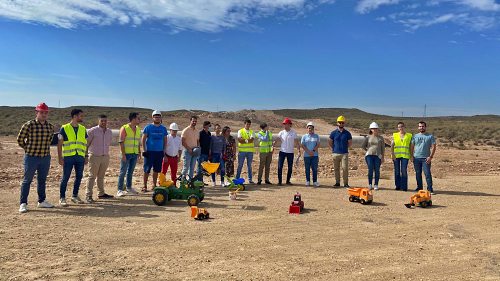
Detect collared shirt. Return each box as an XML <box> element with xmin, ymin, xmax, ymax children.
<box><xmin>278</xmin><ymin>129</ymin><xmax>297</xmax><ymax>153</ymax></box>
<box><xmin>329</xmin><ymin>129</ymin><xmax>352</xmax><ymax>154</ymax></box>
<box><xmin>165</xmin><ymin>134</ymin><xmax>183</xmax><ymax>157</ymax></box>
<box><xmin>301</xmin><ymin>133</ymin><xmax>320</xmax><ymax>157</ymax></box>
<box><xmin>17</xmin><ymin>119</ymin><xmax>55</xmax><ymax>157</ymax></box>
<box><xmin>181</xmin><ymin>126</ymin><xmax>199</xmax><ymax>149</ymax></box>
<box><xmin>199</xmin><ymin>130</ymin><xmax>212</xmax><ymax>155</ymax></box>
<box><xmin>87</xmin><ymin>125</ymin><xmax>113</xmax><ymax>156</ymax></box>
<box><xmin>412</xmin><ymin>133</ymin><xmax>436</xmax><ymax>158</ymax></box>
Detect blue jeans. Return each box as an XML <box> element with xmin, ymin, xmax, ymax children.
<box><xmin>393</xmin><ymin>158</ymin><xmax>409</xmax><ymax>190</ymax></box>
<box><xmin>60</xmin><ymin>155</ymin><xmax>85</xmax><ymax>198</ymax></box>
<box><xmin>304</xmin><ymin>156</ymin><xmax>318</xmax><ymax>183</ymax></box>
<box><xmin>365</xmin><ymin>155</ymin><xmax>381</xmax><ymax>186</ymax></box>
<box><xmin>197</xmin><ymin>153</ymin><xmax>210</xmax><ymax>177</ymax></box>
<box><xmin>20</xmin><ymin>155</ymin><xmax>51</xmax><ymax>204</ymax></box>
<box><xmin>414</xmin><ymin>158</ymin><xmax>433</xmax><ymax>191</ymax></box>
<box><xmin>118</xmin><ymin>154</ymin><xmax>138</xmax><ymax>191</ymax></box>
<box><xmin>236</xmin><ymin>152</ymin><xmax>254</xmax><ymax>181</ymax></box>
<box><xmin>182</xmin><ymin>149</ymin><xmax>199</xmax><ymax>179</ymax></box>
<box><xmin>278</xmin><ymin>151</ymin><xmax>294</xmax><ymax>184</ymax></box>
<box><xmin>210</xmin><ymin>153</ymin><xmax>225</xmax><ymax>182</ymax></box>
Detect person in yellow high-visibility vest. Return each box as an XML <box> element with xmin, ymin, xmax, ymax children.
<box><xmin>256</xmin><ymin>123</ymin><xmax>274</xmax><ymax>185</ymax></box>
<box><xmin>236</xmin><ymin>119</ymin><xmax>255</xmax><ymax>183</ymax></box>
<box><xmin>117</xmin><ymin>112</ymin><xmax>142</xmax><ymax>197</ymax></box>
<box><xmin>57</xmin><ymin>109</ymin><xmax>88</xmax><ymax>207</ymax></box>
<box><xmin>391</xmin><ymin>122</ymin><xmax>412</xmax><ymax>191</ymax></box>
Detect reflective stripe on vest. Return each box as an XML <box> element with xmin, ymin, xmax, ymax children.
<box><xmin>393</xmin><ymin>132</ymin><xmax>412</xmax><ymax>159</ymax></box>
<box><xmin>258</xmin><ymin>131</ymin><xmax>273</xmax><ymax>153</ymax></box>
<box><xmin>122</xmin><ymin>124</ymin><xmax>141</xmax><ymax>154</ymax></box>
<box><xmin>238</xmin><ymin>128</ymin><xmax>255</xmax><ymax>152</ymax></box>
<box><xmin>62</xmin><ymin>123</ymin><xmax>87</xmax><ymax>157</ymax></box>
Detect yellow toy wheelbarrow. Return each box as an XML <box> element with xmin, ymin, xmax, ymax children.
<box><xmin>201</xmin><ymin>161</ymin><xmax>220</xmax><ymax>176</ymax></box>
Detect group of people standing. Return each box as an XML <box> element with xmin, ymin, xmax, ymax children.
<box><xmin>16</xmin><ymin>103</ymin><xmax>437</xmax><ymax>214</ymax></box>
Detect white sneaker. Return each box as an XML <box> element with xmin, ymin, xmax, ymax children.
<box><xmin>369</xmin><ymin>184</ymin><xmax>373</xmax><ymax>190</ymax></box>
<box><xmin>314</xmin><ymin>182</ymin><xmax>320</xmax><ymax>187</ymax></box>
<box><xmin>37</xmin><ymin>201</ymin><xmax>54</xmax><ymax>208</ymax></box>
<box><xmin>305</xmin><ymin>181</ymin><xmax>310</xmax><ymax>186</ymax></box>
<box><xmin>374</xmin><ymin>185</ymin><xmax>379</xmax><ymax>190</ymax></box>
<box><xmin>59</xmin><ymin>198</ymin><xmax>68</xmax><ymax>207</ymax></box>
<box><xmin>71</xmin><ymin>196</ymin><xmax>84</xmax><ymax>204</ymax></box>
<box><xmin>19</xmin><ymin>203</ymin><xmax>28</xmax><ymax>213</ymax></box>
<box><xmin>126</xmin><ymin>187</ymin><xmax>138</xmax><ymax>194</ymax></box>
<box><xmin>116</xmin><ymin>190</ymin><xmax>125</xmax><ymax>197</ymax></box>
<box><xmin>212</xmin><ymin>181</ymin><xmax>216</xmax><ymax>187</ymax></box>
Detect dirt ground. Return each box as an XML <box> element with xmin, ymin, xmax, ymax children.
<box><xmin>0</xmin><ymin>136</ymin><xmax>499</xmax><ymax>281</ymax></box>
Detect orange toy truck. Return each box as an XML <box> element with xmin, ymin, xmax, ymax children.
<box><xmin>348</xmin><ymin>188</ymin><xmax>373</xmax><ymax>205</ymax></box>
<box><xmin>191</xmin><ymin>206</ymin><xmax>210</xmax><ymax>220</ymax></box>
<box><xmin>404</xmin><ymin>190</ymin><xmax>432</xmax><ymax>208</ymax></box>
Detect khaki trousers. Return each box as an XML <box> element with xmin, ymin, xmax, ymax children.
<box><xmin>258</xmin><ymin>152</ymin><xmax>273</xmax><ymax>182</ymax></box>
<box><xmin>333</xmin><ymin>153</ymin><xmax>349</xmax><ymax>185</ymax></box>
<box><xmin>86</xmin><ymin>155</ymin><xmax>110</xmax><ymax>197</ymax></box>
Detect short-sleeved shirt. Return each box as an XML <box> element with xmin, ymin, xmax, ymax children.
<box><xmin>87</xmin><ymin>125</ymin><xmax>113</xmax><ymax>156</ymax></box>
<box><xmin>199</xmin><ymin>130</ymin><xmax>212</xmax><ymax>155</ymax></box>
<box><xmin>278</xmin><ymin>129</ymin><xmax>297</xmax><ymax>153</ymax></box>
<box><xmin>143</xmin><ymin>124</ymin><xmax>168</xmax><ymax>152</ymax></box>
<box><xmin>329</xmin><ymin>129</ymin><xmax>352</xmax><ymax>154</ymax></box>
<box><xmin>301</xmin><ymin>133</ymin><xmax>320</xmax><ymax>157</ymax></box>
<box><xmin>411</xmin><ymin>133</ymin><xmax>436</xmax><ymax>158</ymax></box>
<box><xmin>165</xmin><ymin>135</ymin><xmax>182</xmax><ymax>157</ymax></box>
<box><xmin>181</xmin><ymin>126</ymin><xmax>199</xmax><ymax>149</ymax></box>
<box><xmin>58</xmin><ymin>125</ymin><xmax>88</xmax><ymax>141</ymax></box>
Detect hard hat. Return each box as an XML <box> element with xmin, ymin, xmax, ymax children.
<box><xmin>282</xmin><ymin>117</ymin><xmax>292</xmax><ymax>125</ymax></box>
<box><xmin>35</xmin><ymin>102</ymin><xmax>49</xmax><ymax>112</ymax></box>
<box><xmin>169</xmin><ymin>123</ymin><xmax>179</xmax><ymax>130</ymax></box>
<box><xmin>152</xmin><ymin>110</ymin><xmax>162</xmax><ymax>117</ymax></box>
<box><xmin>306</xmin><ymin>122</ymin><xmax>315</xmax><ymax>128</ymax></box>
<box><xmin>337</xmin><ymin>115</ymin><xmax>346</xmax><ymax>122</ymax></box>
<box><xmin>192</xmin><ymin>147</ymin><xmax>201</xmax><ymax>157</ymax></box>
<box><xmin>369</xmin><ymin>122</ymin><xmax>379</xmax><ymax>129</ymax></box>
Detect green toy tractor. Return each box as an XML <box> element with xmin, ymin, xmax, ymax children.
<box><xmin>152</xmin><ymin>174</ymin><xmax>205</xmax><ymax>206</ymax></box>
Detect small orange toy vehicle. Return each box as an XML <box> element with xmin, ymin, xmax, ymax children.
<box><xmin>348</xmin><ymin>188</ymin><xmax>373</xmax><ymax>205</ymax></box>
<box><xmin>404</xmin><ymin>190</ymin><xmax>432</xmax><ymax>208</ymax></box>
<box><xmin>191</xmin><ymin>206</ymin><xmax>210</xmax><ymax>220</ymax></box>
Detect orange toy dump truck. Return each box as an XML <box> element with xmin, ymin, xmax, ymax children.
<box><xmin>348</xmin><ymin>188</ymin><xmax>373</xmax><ymax>205</ymax></box>
<box><xmin>404</xmin><ymin>190</ymin><xmax>432</xmax><ymax>208</ymax></box>
<box><xmin>191</xmin><ymin>206</ymin><xmax>210</xmax><ymax>220</ymax></box>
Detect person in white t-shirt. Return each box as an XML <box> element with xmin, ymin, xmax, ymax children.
<box><xmin>162</xmin><ymin>123</ymin><xmax>183</xmax><ymax>184</ymax></box>
<box><xmin>276</xmin><ymin>118</ymin><xmax>301</xmax><ymax>185</ymax></box>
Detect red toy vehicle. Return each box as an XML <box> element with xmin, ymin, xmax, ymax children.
<box><xmin>289</xmin><ymin>192</ymin><xmax>304</xmax><ymax>214</ymax></box>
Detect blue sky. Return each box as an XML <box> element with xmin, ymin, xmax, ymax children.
<box><xmin>0</xmin><ymin>0</ymin><xmax>499</xmax><ymax>116</ymax></box>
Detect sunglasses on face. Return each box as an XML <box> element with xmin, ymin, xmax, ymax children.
<box><xmin>338</xmin><ymin>122</ymin><xmax>345</xmax><ymax>124</ymax></box>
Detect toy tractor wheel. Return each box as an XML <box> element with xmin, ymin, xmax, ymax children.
<box><xmin>239</xmin><ymin>184</ymin><xmax>245</xmax><ymax>191</ymax></box>
<box><xmin>187</xmin><ymin>195</ymin><xmax>200</xmax><ymax>206</ymax></box>
<box><xmin>428</xmin><ymin>200</ymin><xmax>432</xmax><ymax>207</ymax></box>
<box><xmin>152</xmin><ymin>190</ymin><xmax>168</xmax><ymax>206</ymax></box>
<box><xmin>360</xmin><ymin>199</ymin><xmax>366</xmax><ymax>205</ymax></box>
<box><xmin>197</xmin><ymin>213</ymin><xmax>205</xmax><ymax>220</ymax></box>
<box><xmin>420</xmin><ymin>201</ymin><xmax>428</xmax><ymax>208</ymax></box>
<box><xmin>348</xmin><ymin>196</ymin><xmax>355</xmax><ymax>202</ymax></box>
<box><xmin>205</xmin><ymin>213</ymin><xmax>210</xmax><ymax>219</ymax></box>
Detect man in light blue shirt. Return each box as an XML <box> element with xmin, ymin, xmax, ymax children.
<box><xmin>411</xmin><ymin>121</ymin><xmax>437</xmax><ymax>194</ymax></box>
<box><xmin>301</xmin><ymin>122</ymin><xmax>320</xmax><ymax>187</ymax></box>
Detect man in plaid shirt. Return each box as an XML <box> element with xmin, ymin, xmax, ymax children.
<box><xmin>17</xmin><ymin>103</ymin><xmax>56</xmax><ymax>213</ymax></box>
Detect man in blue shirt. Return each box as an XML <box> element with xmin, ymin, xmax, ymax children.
<box><xmin>301</xmin><ymin>122</ymin><xmax>320</xmax><ymax>187</ymax></box>
<box><xmin>328</xmin><ymin>116</ymin><xmax>352</xmax><ymax>187</ymax></box>
<box><xmin>141</xmin><ymin>110</ymin><xmax>168</xmax><ymax>192</ymax></box>
<box><xmin>411</xmin><ymin>121</ymin><xmax>437</xmax><ymax>194</ymax></box>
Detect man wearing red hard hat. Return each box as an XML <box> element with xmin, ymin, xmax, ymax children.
<box><xmin>17</xmin><ymin>103</ymin><xmax>56</xmax><ymax>213</ymax></box>
<box><xmin>276</xmin><ymin>117</ymin><xmax>301</xmax><ymax>185</ymax></box>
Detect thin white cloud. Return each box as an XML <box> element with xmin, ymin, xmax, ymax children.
<box><xmin>356</xmin><ymin>0</ymin><xmax>401</xmax><ymax>14</ymax></box>
<box><xmin>0</xmin><ymin>0</ymin><xmax>332</xmax><ymax>32</ymax></box>
<box><xmin>461</xmin><ymin>0</ymin><xmax>500</xmax><ymax>11</ymax></box>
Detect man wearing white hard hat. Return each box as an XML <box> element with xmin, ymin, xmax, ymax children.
<box><xmin>141</xmin><ymin>110</ymin><xmax>168</xmax><ymax>192</ymax></box>
<box><xmin>301</xmin><ymin>122</ymin><xmax>320</xmax><ymax>187</ymax></box>
<box><xmin>162</xmin><ymin>123</ymin><xmax>183</xmax><ymax>184</ymax></box>
<box><xmin>362</xmin><ymin>122</ymin><xmax>385</xmax><ymax>190</ymax></box>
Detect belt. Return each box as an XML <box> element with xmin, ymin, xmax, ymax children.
<box><xmin>166</xmin><ymin>154</ymin><xmax>178</xmax><ymax>158</ymax></box>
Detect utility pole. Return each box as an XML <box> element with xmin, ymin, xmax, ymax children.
<box><xmin>423</xmin><ymin>104</ymin><xmax>427</xmax><ymax>118</ymax></box>
<box><xmin>58</xmin><ymin>100</ymin><xmax>61</xmax><ymax>108</ymax></box>
<box><xmin>132</xmin><ymin>99</ymin><xmax>135</xmax><ymax>107</ymax></box>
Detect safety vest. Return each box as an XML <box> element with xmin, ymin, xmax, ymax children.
<box><xmin>393</xmin><ymin>132</ymin><xmax>412</xmax><ymax>159</ymax></box>
<box><xmin>62</xmin><ymin>123</ymin><xmax>87</xmax><ymax>157</ymax></box>
<box><xmin>238</xmin><ymin>128</ymin><xmax>255</xmax><ymax>152</ymax></box>
<box><xmin>258</xmin><ymin>130</ymin><xmax>273</xmax><ymax>153</ymax></box>
<box><xmin>122</xmin><ymin>124</ymin><xmax>141</xmax><ymax>154</ymax></box>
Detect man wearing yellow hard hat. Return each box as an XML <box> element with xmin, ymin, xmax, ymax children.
<box><xmin>328</xmin><ymin>115</ymin><xmax>352</xmax><ymax>187</ymax></box>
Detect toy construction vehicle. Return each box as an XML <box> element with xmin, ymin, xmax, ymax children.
<box><xmin>404</xmin><ymin>190</ymin><xmax>432</xmax><ymax>208</ymax></box>
<box><xmin>348</xmin><ymin>188</ymin><xmax>373</xmax><ymax>205</ymax></box>
<box><xmin>191</xmin><ymin>206</ymin><xmax>210</xmax><ymax>220</ymax></box>
<box><xmin>224</xmin><ymin>176</ymin><xmax>245</xmax><ymax>192</ymax></box>
<box><xmin>152</xmin><ymin>173</ymin><xmax>205</xmax><ymax>206</ymax></box>
<box><xmin>289</xmin><ymin>192</ymin><xmax>304</xmax><ymax>214</ymax></box>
